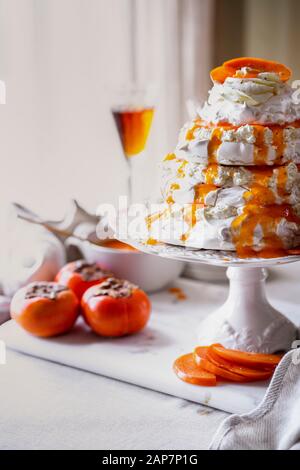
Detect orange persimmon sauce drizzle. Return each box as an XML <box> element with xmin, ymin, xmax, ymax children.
<box><xmin>153</xmin><ymin>116</ymin><xmax>300</xmax><ymax>256</ymax></box>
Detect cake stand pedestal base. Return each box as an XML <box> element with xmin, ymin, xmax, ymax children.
<box><xmin>197</xmin><ymin>266</ymin><xmax>297</xmax><ymax>353</ymax></box>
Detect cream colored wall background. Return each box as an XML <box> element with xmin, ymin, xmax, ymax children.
<box><xmin>0</xmin><ymin>0</ymin><xmax>214</xmax><ymax>223</ymax></box>
<box><xmin>245</xmin><ymin>0</ymin><xmax>300</xmax><ymax>78</ymax></box>
<box><xmin>214</xmin><ymin>0</ymin><xmax>300</xmax><ymax>77</ymax></box>
<box><xmin>0</xmin><ymin>0</ymin><xmax>298</xmax><ymax>226</ymax></box>
<box><xmin>0</xmin><ymin>0</ymin><xmax>135</xmax><ymax>219</ymax></box>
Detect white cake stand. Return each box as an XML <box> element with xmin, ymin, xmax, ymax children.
<box><xmin>125</xmin><ymin>239</ymin><xmax>300</xmax><ymax>353</ymax></box>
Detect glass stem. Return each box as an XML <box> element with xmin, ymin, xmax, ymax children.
<box><xmin>127</xmin><ymin>158</ymin><xmax>133</xmax><ymax>206</ymax></box>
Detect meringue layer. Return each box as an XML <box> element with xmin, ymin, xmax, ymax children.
<box><xmin>176</xmin><ymin>122</ymin><xmax>300</xmax><ymax>166</ymax></box>
<box><xmin>145</xmin><ymin>202</ymin><xmax>300</xmax><ymax>255</ymax></box>
<box><xmin>162</xmin><ymin>158</ymin><xmax>300</xmax><ymax>205</ymax></box>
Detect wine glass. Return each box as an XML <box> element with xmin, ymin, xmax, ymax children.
<box><xmin>111</xmin><ymin>84</ymin><xmax>155</xmax><ymax>205</ymax></box>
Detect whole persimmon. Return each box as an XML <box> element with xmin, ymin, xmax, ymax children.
<box><xmin>81</xmin><ymin>277</ymin><xmax>151</xmax><ymax>337</ymax></box>
<box><xmin>55</xmin><ymin>260</ymin><xmax>112</xmax><ymax>300</ymax></box>
<box><xmin>10</xmin><ymin>282</ymin><xmax>79</xmax><ymax>337</ymax></box>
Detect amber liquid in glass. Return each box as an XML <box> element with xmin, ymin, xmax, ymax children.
<box><xmin>112</xmin><ymin>107</ymin><xmax>154</xmax><ymax>157</ymax></box>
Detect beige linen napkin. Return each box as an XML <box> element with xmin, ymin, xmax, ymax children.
<box><xmin>210</xmin><ymin>349</ymin><xmax>300</xmax><ymax>450</ymax></box>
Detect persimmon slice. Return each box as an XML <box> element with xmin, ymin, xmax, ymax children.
<box><xmin>225</xmin><ymin>57</ymin><xmax>291</xmax><ymax>81</ymax></box>
<box><xmin>210</xmin><ymin>66</ymin><xmax>232</xmax><ymax>84</ymax></box>
<box><xmin>211</xmin><ymin>57</ymin><xmax>291</xmax><ymax>83</ymax></box>
<box><xmin>194</xmin><ymin>347</ymin><xmax>273</xmax><ymax>381</ymax></box>
<box><xmin>200</xmin><ymin>358</ymin><xmax>251</xmax><ymax>382</ymax></box>
<box><xmin>193</xmin><ymin>346</ymin><xmax>209</xmax><ymax>362</ymax></box>
<box><xmin>193</xmin><ymin>345</ymin><xmax>223</xmax><ymax>363</ymax></box>
<box><xmin>211</xmin><ymin>344</ymin><xmax>281</xmax><ymax>369</ymax></box>
<box><xmin>173</xmin><ymin>353</ymin><xmax>216</xmax><ymax>386</ymax></box>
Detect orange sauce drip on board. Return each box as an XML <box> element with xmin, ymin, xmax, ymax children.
<box><xmin>168</xmin><ymin>287</ymin><xmax>187</xmax><ymax>301</ymax></box>
<box><xmin>207</xmin><ymin>128</ymin><xmax>223</xmax><ymax>164</ymax></box>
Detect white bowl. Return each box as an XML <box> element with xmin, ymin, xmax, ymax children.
<box><xmin>66</xmin><ymin>237</ymin><xmax>185</xmax><ymax>293</ymax></box>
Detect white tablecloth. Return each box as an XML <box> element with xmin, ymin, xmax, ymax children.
<box><xmin>0</xmin><ymin>262</ymin><xmax>299</xmax><ymax>450</ymax></box>
<box><xmin>0</xmin><ymin>351</ymin><xmax>227</xmax><ymax>450</ymax></box>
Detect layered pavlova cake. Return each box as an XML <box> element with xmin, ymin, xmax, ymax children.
<box><xmin>146</xmin><ymin>58</ymin><xmax>300</xmax><ymax>258</ymax></box>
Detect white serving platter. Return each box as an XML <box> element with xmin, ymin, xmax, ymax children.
<box><xmin>0</xmin><ymin>277</ymin><xmax>296</xmax><ymax>415</ymax></box>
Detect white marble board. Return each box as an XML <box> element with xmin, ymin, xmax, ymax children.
<box><xmin>1</xmin><ymin>273</ymin><xmax>299</xmax><ymax>415</ymax></box>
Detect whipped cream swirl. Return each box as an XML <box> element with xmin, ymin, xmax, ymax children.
<box><xmin>200</xmin><ymin>72</ymin><xmax>300</xmax><ymax>125</ymax></box>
